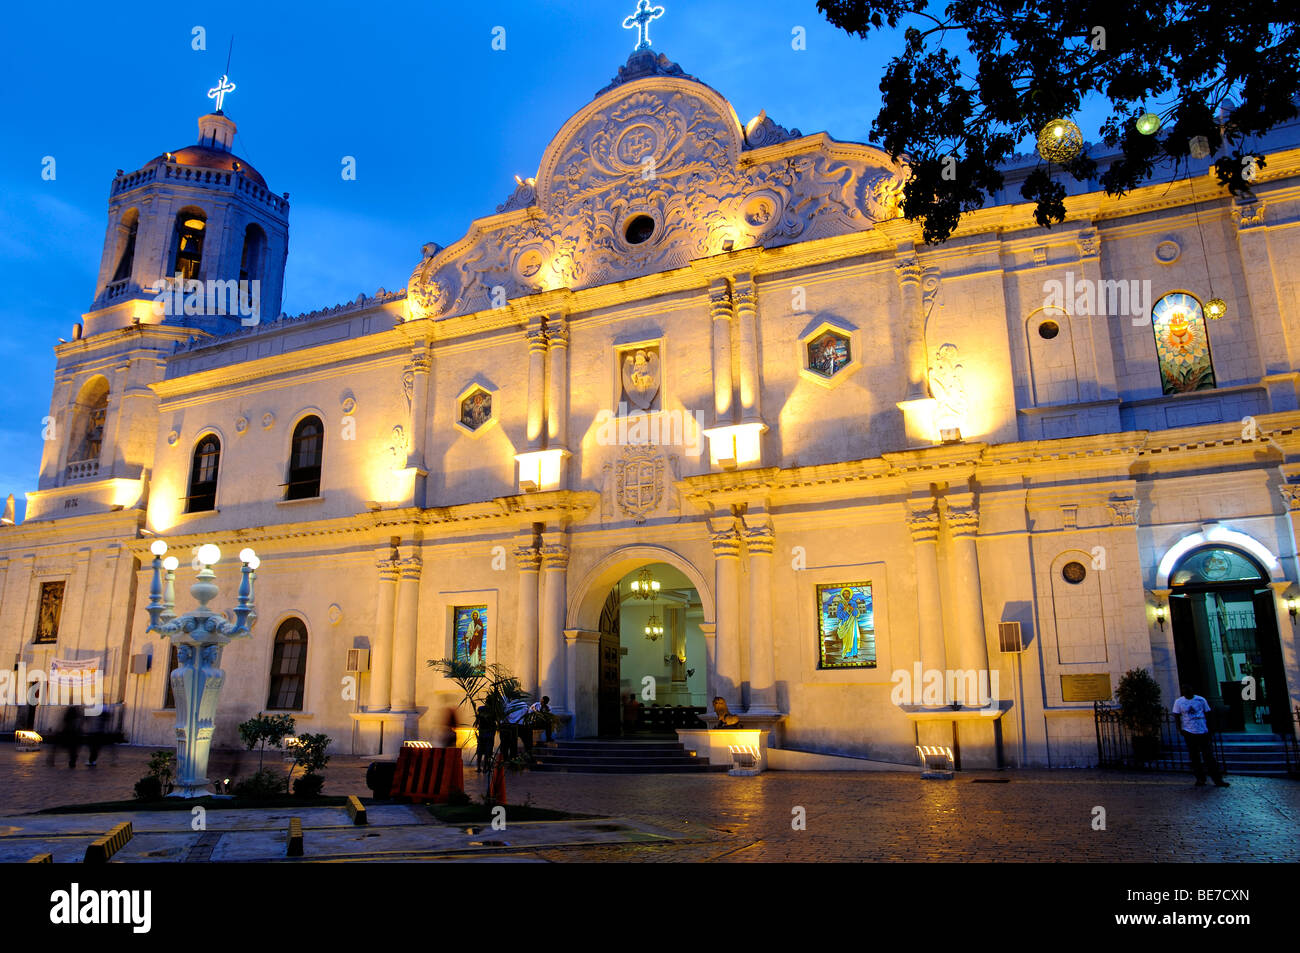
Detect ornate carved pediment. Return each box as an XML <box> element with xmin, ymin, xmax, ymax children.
<box><xmin>406</xmin><ymin>55</ymin><xmax>907</xmax><ymax>320</ymax></box>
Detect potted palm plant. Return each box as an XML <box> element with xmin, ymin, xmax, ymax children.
<box><xmin>1116</xmin><ymin>668</ymin><xmax>1165</xmax><ymax>765</ymax></box>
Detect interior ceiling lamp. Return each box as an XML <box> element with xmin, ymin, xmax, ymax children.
<box><xmin>630</xmin><ymin>566</ymin><xmax>660</xmax><ymax>600</ymax></box>
<box><xmin>644</xmin><ymin>611</ymin><xmax>664</xmax><ymax>641</ymax></box>
<box><xmin>1036</xmin><ymin>117</ymin><xmax>1083</xmax><ymax>163</ymax></box>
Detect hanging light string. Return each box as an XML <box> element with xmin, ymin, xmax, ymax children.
<box><xmin>1186</xmin><ymin>165</ymin><xmax>1227</xmax><ymax>320</ymax></box>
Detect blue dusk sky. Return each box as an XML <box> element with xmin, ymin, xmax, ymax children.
<box><xmin>0</xmin><ymin>0</ymin><xmax>1105</xmax><ymax>518</ymax></box>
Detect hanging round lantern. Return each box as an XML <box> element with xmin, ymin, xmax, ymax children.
<box><xmin>1136</xmin><ymin>112</ymin><xmax>1161</xmax><ymax>136</ymax></box>
<box><xmin>1205</xmin><ymin>297</ymin><xmax>1227</xmax><ymax>320</ymax></box>
<box><xmin>1037</xmin><ymin>118</ymin><xmax>1083</xmax><ymax>163</ymax></box>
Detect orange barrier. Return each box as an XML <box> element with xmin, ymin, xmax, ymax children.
<box><xmin>389</xmin><ymin>742</ymin><xmax>465</xmax><ymax>803</ymax></box>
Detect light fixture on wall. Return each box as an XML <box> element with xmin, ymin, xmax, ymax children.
<box><xmin>1153</xmin><ymin>602</ymin><xmax>1167</xmax><ymax>632</ymax></box>
<box><xmin>1287</xmin><ymin>596</ymin><xmax>1298</xmax><ymax>626</ymax></box>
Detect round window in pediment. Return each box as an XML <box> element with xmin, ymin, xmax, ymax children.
<box><xmin>624</xmin><ymin>215</ymin><xmax>656</xmax><ymax>245</ymax></box>
<box><xmin>1062</xmin><ymin>561</ymin><xmax>1087</xmax><ymax>584</ymax></box>
<box><xmin>1038</xmin><ymin>319</ymin><xmax>1060</xmax><ymax>340</ymax></box>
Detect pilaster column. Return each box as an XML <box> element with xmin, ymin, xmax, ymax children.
<box><xmin>896</xmin><ymin>257</ymin><xmax>927</xmax><ymax>400</ymax></box>
<box><xmin>368</xmin><ymin>557</ymin><xmax>399</xmax><ymax>711</ymax></box>
<box><xmin>101</xmin><ymin>361</ymin><xmax>130</xmax><ymax>477</ymax></box>
<box><xmin>709</xmin><ymin>516</ymin><xmax>743</xmax><ymax>708</ymax></box>
<box><xmin>944</xmin><ymin>493</ymin><xmax>990</xmax><ymax>692</ymax></box>
<box><xmin>907</xmin><ymin>497</ymin><xmax>947</xmax><ymax>675</ymax></box>
<box><xmin>734</xmin><ymin>274</ymin><xmax>761</xmax><ymax>422</ymax></box>
<box><xmin>405</xmin><ymin>345</ymin><xmax>431</xmax><ymax>469</ymax></box>
<box><xmin>539</xmin><ymin>540</ymin><xmax>569</xmax><ymax>712</ymax></box>
<box><xmin>710</xmin><ymin>278</ymin><xmax>734</xmax><ymax>423</ymax></box>
<box><xmin>525</xmin><ymin>325</ymin><xmax>547</xmax><ymax>448</ymax></box>
<box><xmin>697</xmin><ymin>621</ymin><xmax>717</xmax><ymax>701</ymax></box>
<box><xmin>514</xmin><ymin>538</ymin><xmax>542</xmax><ymax>697</ymax></box>
<box><xmin>744</xmin><ymin>516</ymin><xmax>778</xmax><ymax>713</ymax></box>
<box><xmin>545</xmin><ymin>317</ymin><xmax>568</xmax><ymax>450</ymax></box>
<box><xmin>390</xmin><ymin>555</ymin><xmax>422</xmax><ymax>711</ymax></box>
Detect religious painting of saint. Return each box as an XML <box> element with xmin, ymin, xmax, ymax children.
<box><xmin>34</xmin><ymin>581</ymin><xmax>66</xmax><ymax>644</ymax></box>
<box><xmin>816</xmin><ymin>582</ymin><xmax>875</xmax><ymax>669</ymax></box>
<box><xmin>1151</xmin><ymin>292</ymin><xmax>1216</xmax><ymax>394</ymax></box>
<box><xmin>453</xmin><ymin>604</ymin><xmax>488</xmax><ymax>671</ymax></box>
<box><xmin>459</xmin><ymin>390</ymin><xmax>492</xmax><ymax>431</ymax></box>
<box><xmin>807</xmin><ymin>331</ymin><xmax>851</xmax><ymax>378</ymax></box>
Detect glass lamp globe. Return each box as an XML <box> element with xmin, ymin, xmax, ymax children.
<box><xmin>197</xmin><ymin>543</ymin><xmax>221</xmax><ymax>566</ymax></box>
<box><xmin>1205</xmin><ymin>297</ymin><xmax>1227</xmax><ymax>320</ymax></box>
<box><xmin>1136</xmin><ymin>112</ymin><xmax>1161</xmax><ymax>135</ymax></box>
<box><xmin>1037</xmin><ymin>118</ymin><xmax>1083</xmax><ymax>163</ymax></box>
<box><xmin>239</xmin><ymin>547</ymin><xmax>257</xmax><ymax>564</ymax></box>
<box><xmin>150</xmin><ymin>539</ymin><xmax>168</xmax><ymax>556</ymax></box>
<box><xmin>162</xmin><ymin>556</ymin><xmax>179</xmax><ymax>572</ymax></box>
<box><xmin>246</xmin><ymin>555</ymin><xmax>261</xmax><ymax>571</ymax></box>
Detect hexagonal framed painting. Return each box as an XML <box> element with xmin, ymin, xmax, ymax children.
<box><xmin>797</xmin><ymin>318</ymin><xmax>861</xmax><ymax>387</ymax></box>
<box><xmin>455</xmin><ymin>382</ymin><xmax>497</xmax><ymax>437</ymax></box>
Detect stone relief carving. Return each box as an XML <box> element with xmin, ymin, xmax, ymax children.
<box><xmin>928</xmin><ymin>343</ymin><xmax>967</xmax><ymax>431</ymax></box>
<box><xmin>407</xmin><ymin>67</ymin><xmax>906</xmax><ymax>321</ymax></box>
<box><xmin>601</xmin><ymin>444</ymin><xmax>669</xmax><ymax>523</ymax></box>
<box><xmin>1107</xmin><ymin>498</ymin><xmax>1139</xmax><ymax>525</ymax></box>
<box><xmin>742</xmin><ymin>109</ymin><xmax>802</xmax><ymax>149</ymax></box>
<box><xmin>620</xmin><ymin>347</ymin><xmax>661</xmax><ymax>411</ymax></box>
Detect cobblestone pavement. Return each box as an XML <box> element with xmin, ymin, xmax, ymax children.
<box><xmin>2</xmin><ymin>745</ymin><xmax>1297</xmax><ymax>862</ymax></box>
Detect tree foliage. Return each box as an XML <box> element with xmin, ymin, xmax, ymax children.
<box><xmin>817</xmin><ymin>1</ymin><xmax>1299</xmax><ymax>243</ymax></box>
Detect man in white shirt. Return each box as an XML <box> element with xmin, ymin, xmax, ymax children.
<box><xmin>1172</xmin><ymin>685</ymin><xmax>1229</xmax><ymax>787</ymax></box>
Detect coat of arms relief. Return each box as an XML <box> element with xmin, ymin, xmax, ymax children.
<box><xmin>602</xmin><ymin>444</ymin><xmax>681</xmax><ymax>524</ymax></box>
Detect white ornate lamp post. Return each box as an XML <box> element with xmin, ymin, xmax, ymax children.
<box><xmin>146</xmin><ymin>539</ymin><xmax>259</xmax><ymax>797</ymax></box>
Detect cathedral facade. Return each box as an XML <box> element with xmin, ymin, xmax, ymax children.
<box><xmin>3</xmin><ymin>48</ymin><xmax>1299</xmax><ymax>769</ymax></box>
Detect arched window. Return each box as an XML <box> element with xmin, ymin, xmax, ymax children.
<box><xmin>186</xmin><ymin>434</ymin><xmax>220</xmax><ymax>513</ymax></box>
<box><xmin>171</xmin><ymin>209</ymin><xmax>207</xmax><ymax>282</ymax></box>
<box><xmin>286</xmin><ymin>416</ymin><xmax>323</xmax><ymax>499</ymax></box>
<box><xmin>267</xmin><ymin>618</ymin><xmax>308</xmax><ymax>710</ymax></box>
<box><xmin>1152</xmin><ymin>292</ymin><xmax>1217</xmax><ymax>395</ymax></box>
<box><xmin>111</xmin><ymin>209</ymin><xmax>139</xmax><ymax>283</ymax></box>
<box><xmin>240</xmin><ymin>223</ymin><xmax>267</xmax><ymax>284</ymax></box>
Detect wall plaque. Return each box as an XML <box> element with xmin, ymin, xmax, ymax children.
<box><xmin>1061</xmin><ymin>673</ymin><xmax>1112</xmax><ymax>702</ymax></box>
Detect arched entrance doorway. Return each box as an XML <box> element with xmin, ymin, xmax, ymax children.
<box><xmin>1167</xmin><ymin>544</ymin><xmax>1292</xmax><ymax>735</ymax></box>
<box><xmin>567</xmin><ymin>546</ymin><xmax>714</xmax><ymax>739</ymax></box>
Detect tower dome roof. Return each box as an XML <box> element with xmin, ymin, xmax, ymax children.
<box><xmin>144</xmin><ymin>112</ymin><xmax>267</xmax><ymax>188</ymax></box>
<box><xmin>146</xmin><ymin>143</ymin><xmax>267</xmax><ymax>188</ymax></box>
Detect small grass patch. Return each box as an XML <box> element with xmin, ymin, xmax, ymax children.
<box><xmin>39</xmin><ymin>795</ymin><xmax>353</xmax><ymax>815</ymax></box>
<box><xmin>428</xmin><ymin>802</ymin><xmax>600</xmax><ymax>823</ymax></box>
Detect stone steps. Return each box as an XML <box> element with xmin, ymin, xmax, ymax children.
<box><xmin>531</xmin><ymin>739</ymin><xmax>728</xmax><ymax>774</ymax></box>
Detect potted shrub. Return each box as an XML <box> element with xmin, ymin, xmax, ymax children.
<box><xmin>1116</xmin><ymin>668</ymin><xmax>1165</xmax><ymax>764</ymax></box>
<box><xmin>288</xmin><ymin>732</ymin><xmax>331</xmax><ymax>798</ymax></box>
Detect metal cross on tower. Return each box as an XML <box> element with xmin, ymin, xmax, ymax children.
<box><xmin>622</xmin><ymin>0</ymin><xmax>665</xmax><ymax>51</ymax></box>
<box><xmin>207</xmin><ymin>74</ymin><xmax>237</xmax><ymax>113</ymax></box>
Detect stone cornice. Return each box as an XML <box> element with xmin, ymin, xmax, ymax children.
<box><xmin>120</xmin><ymin>490</ymin><xmax>599</xmax><ymax>557</ymax></box>
<box><xmin>678</xmin><ymin>413</ymin><xmax>1300</xmax><ymax>509</ymax></box>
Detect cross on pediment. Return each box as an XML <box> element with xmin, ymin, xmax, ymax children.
<box><xmin>622</xmin><ymin>1</ymin><xmax>665</xmax><ymax>51</ymax></box>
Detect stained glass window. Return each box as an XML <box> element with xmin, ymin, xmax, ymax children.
<box><xmin>1152</xmin><ymin>292</ymin><xmax>1216</xmax><ymax>395</ymax></box>
<box><xmin>817</xmin><ymin>582</ymin><xmax>875</xmax><ymax>669</ymax></box>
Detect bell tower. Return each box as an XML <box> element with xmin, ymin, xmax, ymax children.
<box><xmin>87</xmin><ymin>101</ymin><xmax>289</xmax><ymax>337</ymax></box>
<box><xmin>26</xmin><ymin>86</ymin><xmax>291</xmax><ymax>521</ymax></box>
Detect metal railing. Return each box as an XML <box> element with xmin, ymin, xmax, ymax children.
<box><xmin>1094</xmin><ymin>702</ymin><xmax>1228</xmax><ymax>773</ymax></box>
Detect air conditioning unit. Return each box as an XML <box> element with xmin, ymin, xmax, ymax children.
<box><xmin>130</xmin><ymin>654</ymin><xmax>151</xmax><ymax>675</ymax></box>
<box><xmin>998</xmin><ymin>621</ymin><xmax>1024</xmax><ymax>653</ymax></box>
<box><xmin>345</xmin><ymin>649</ymin><xmax>370</xmax><ymax>673</ymax></box>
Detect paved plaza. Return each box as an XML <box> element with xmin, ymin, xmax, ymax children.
<box><xmin>1</xmin><ymin>745</ymin><xmax>1297</xmax><ymax>862</ymax></box>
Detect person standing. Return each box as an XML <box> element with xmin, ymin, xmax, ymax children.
<box><xmin>1173</xmin><ymin>685</ymin><xmax>1230</xmax><ymax>788</ymax></box>
<box><xmin>473</xmin><ymin>705</ymin><xmax>495</xmax><ymax>774</ymax></box>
